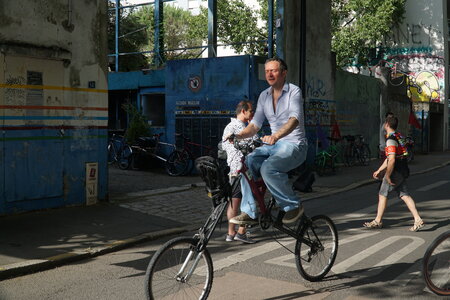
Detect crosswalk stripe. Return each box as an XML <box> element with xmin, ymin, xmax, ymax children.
<box><xmin>416</xmin><ymin>180</ymin><xmax>449</xmax><ymax>192</ymax></box>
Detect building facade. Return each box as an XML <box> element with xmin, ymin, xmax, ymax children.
<box><xmin>0</xmin><ymin>1</ymin><xmax>109</xmax><ymax>214</ymax></box>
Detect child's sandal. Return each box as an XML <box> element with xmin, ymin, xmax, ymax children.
<box><xmin>409</xmin><ymin>219</ymin><xmax>424</xmax><ymax>232</ymax></box>
<box><xmin>363</xmin><ymin>220</ymin><xmax>383</xmax><ymax>229</ymax></box>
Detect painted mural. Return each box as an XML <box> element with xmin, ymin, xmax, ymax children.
<box><xmin>381</xmin><ymin>21</ymin><xmax>445</xmax><ymax>104</ymax></box>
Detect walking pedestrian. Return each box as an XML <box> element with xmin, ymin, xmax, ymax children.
<box><xmin>364</xmin><ymin>115</ymin><xmax>424</xmax><ymax>231</ymax></box>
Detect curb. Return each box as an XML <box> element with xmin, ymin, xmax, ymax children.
<box><xmin>0</xmin><ymin>225</ymin><xmax>199</xmax><ymax>281</ymax></box>
<box><xmin>302</xmin><ymin>159</ymin><xmax>450</xmax><ymax>201</ymax></box>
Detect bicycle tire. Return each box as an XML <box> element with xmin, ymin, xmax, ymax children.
<box><xmin>118</xmin><ymin>145</ymin><xmax>132</xmax><ymax>170</ymax></box>
<box><xmin>165</xmin><ymin>150</ymin><xmax>190</xmax><ymax>176</ymax></box>
<box><xmin>314</xmin><ymin>153</ymin><xmax>327</xmax><ymax>176</ymax></box>
<box><xmin>182</xmin><ymin>151</ymin><xmax>195</xmax><ymax>175</ymax></box>
<box><xmin>295</xmin><ymin>215</ymin><xmax>338</xmax><ymax>281</ymax></box>
<box><xmin>145</xmin><ymin>237</ymin><xmax>213</xmax><ymax>300</ymax></box>
<box><xmin>423</xmin><ymin>231</ymin><xmax>450</xmax><ymax>296</ymax></box>
<box><xmin>107</xmin><ymin>142</ymin><xmax>116</xmax><ymax>165</ymax></box>
<box><xmin>344</xmin><ymin>146</ymin><xmax>355</xmax><ymax>166</ymax></box>
<box><xmin>358</xmin><ymin>144</ymin><xmax>371</xmax><ymax>166</ymax></box>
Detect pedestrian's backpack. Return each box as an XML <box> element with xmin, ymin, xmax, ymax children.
<box><xmin>386</xmin><ymin>132</ymin><xmax>410</xmax><ymax>178</ymax></box>
<box><xmin>292</xmin><ymin>163</ymin><xmax>315</xmax><ymax>193</ymax></box>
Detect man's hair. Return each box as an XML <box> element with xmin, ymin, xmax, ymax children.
<box><xmin>265</xmin><ymin>57</ymin><xmax>288</xmax><ymax>72</ymax></box>
<box><xmin>385</xmin><ymin>115</ymin><xmax>398</xmax><ymax>130</ymax></box>
<box><xmin>385</xmin><ymin>111</ymin><xmax>394</xmax><ymax>118</ymax></box>
<box><xmin>235</xmin><ymin>100</ymin><xmax>252</xmax><ymax>116</ymax></box>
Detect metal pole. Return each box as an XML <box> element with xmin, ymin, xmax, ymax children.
<box><xmin>268</xmin><ymin>0</ymin><xmax>274</xmax><ymax>58</ymax></box>
<box><xmin>421</xmin><ymin>109</ymin><xmax>424</xmax><ymax>153</ymax></box>
<box><xmin>207</xmin><ymin>0</ymin><xmax>217</xmax><ymax>57</ymax></box>
<box><xmin>275</xmin><ymin>0</ymin><xmax>284</xmax><ymax>59</ymax></box>
<box><xmin>299</xmin><ymin>0</ymin><xmax>307</xmax><ymax>97</ymax></box>
<box><xmin>154</xmin><ymin>0</ymin><xmax>164</xmax><ymax>66</ymax></box>
<box><xmin>115</xmin><ymin>0</ymin><xmax>120</xmax><ymax>72</ymax></box>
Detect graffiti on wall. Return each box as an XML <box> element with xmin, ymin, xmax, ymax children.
<box><xmin>305</xmin><ymin>75</ymin><xmax>330</xmax><ymax>99</ymax></box>
<box><xmin>380</xmin><ymin>22</ymin><xmax>445</xmax><ymax>104</ymax></box>
<box><xmin>305</xmin><ymin>98</ymin><xmax>336</xmax><ymax>127</ymax></box>
<box><xmin>384</xmin><ymin>23</ymin><xmax>441</xmax><ymax>47</ymax></box>
<box><xmin>382</xmin><ymin>53</ymin><xmax>444</xmax><ymax>103</ymax></box>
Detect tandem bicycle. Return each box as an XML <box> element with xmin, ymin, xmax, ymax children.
<box><xmin>144</xmin><ymin>137</ymin><xmax>339</xmax><ymax>299</ymax></box>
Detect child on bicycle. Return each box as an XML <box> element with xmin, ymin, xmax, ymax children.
<box><xmin>221</xmin><ymin>100</ymin><xmax>258</xmax><ymax>243</ymax></box>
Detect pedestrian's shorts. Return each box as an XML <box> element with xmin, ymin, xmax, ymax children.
<box><xmin>232</xmin><ymin>177</ymin><xmax>242</xmax><ymax>199</ymax></box>
<box><xmin>379</xmin><ymin>172</ymin><xmax>409</xmax><ymax>197</ymax></box>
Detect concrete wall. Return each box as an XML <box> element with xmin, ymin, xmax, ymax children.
<box><xmin>335</xmin><ymin>70</ymin><xmax>382</xmax><ymax>153</ymax></box>
<box><xmin>0</xmin><ymin>0</ymin><xmax>108</xmax><ymax>214</ymax></box>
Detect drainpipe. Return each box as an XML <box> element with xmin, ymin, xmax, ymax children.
<box><xmin>67</xmin><ymin>0</ymin><xmax>72</xmax><ymax>26</ymax></box>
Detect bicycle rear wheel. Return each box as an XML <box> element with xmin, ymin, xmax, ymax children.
<box><xmin>344</xmin><ymin>146</ymin><xmax>355</xmax><ymax>166</ymax></box>
<box><xmin>295</xmin><ymin>215</ymin><xmax>338</xmax><ymax>281</ymax></box>
<box><xmin>423</xmin><ymin>231</ymin><xmax>450</xmax><ymax>296</ymax></box>
<box><xmin>145</xmin><ymin>237</ymin><xmax>213</xmax><ymax>300</ymax></box>
<box><xmin>358</xmin><ymin>144</ymin><xmax>371</xmax><ymax>166</ymax></box>
<box><xmin>118</xmin><ymin>145</ymin><xmax>132</xmax><ymax>170</ymax></box>
<box><xmin>165</xmin><ymin>150</ymin><xmax>190</xmax><ymax>176</ymax></box>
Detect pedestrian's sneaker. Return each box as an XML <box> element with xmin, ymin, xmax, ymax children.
<box><xmin>363</xmin><ymin>220</ymin><xmax>383</xmax><ymax>229</ymax></box>
<box><xmin>409</xmin><ymin>219</ymin><xmax>424</xmax><ymax>232</ymax></box>
<box><xmin>229</xmin><ymin>213</ymin><xmax>258</xmax><ymax>225</ymax></box>
<box><xmin>225</xmin><ymin>234</ymin><xmax>235</xmax><ymax>242</ymax></box>
<box><xmin>282</xmin><ymin>205</ymin><xmax>304</xmax><ymax>224</ymax></box>
<box><xmin>234</xmin><ymin>232</ymin><xmax>256</xmax><ymax>244</ymax></box>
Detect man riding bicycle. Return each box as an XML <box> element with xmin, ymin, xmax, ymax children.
<box><xmin>229</xmin><ymin>57</ymin><xmax>308</xmax><ymax>225</ymax></box>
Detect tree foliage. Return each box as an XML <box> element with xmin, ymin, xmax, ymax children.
<box><xmin>107</xmin><ymin>2</ymin><xmax>148</xmax><ymax>71</ymax></box>
<box><xmin>107</xmin><ymin>0</ymin><xmax>273</xmax><ymax>71</ymax></box>
<box><xmin>331</xmin><ymin>0</ymin><xmax>406</xmax><ymax>67</ymax></box>
<box><xmin>196</xmin><ymin>0</ymin><xmax>269</xmax><ymax>55</ymax></box>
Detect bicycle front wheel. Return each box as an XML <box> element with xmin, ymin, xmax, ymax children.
<box><xmin>107</xmin><ymin>142</ymin><xmax>116</xmax><ymax>165</ymax></box>
<box><xmin>423</xmin><ymin>231</ymin><xmax>450</xmax><ymax>296</ymax></box>
<box><xmin>295</xmin><ymin>215</ymin><xmax>338</xmax><ymax>281</ymax></box>
<box><xmin>165</xmin><ymin>150</ymin><xmax>190</xmax><ymax>176</ymax></box>
<box><xmin>145</xmin><ymin>237</ymin><xmax>213</xmax><ymax>300</ymax></box>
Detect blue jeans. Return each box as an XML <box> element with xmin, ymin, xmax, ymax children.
<box><xmin>240</xmin><ymin>141</ymin><xmax>307</xmax><ymax>219</ymax></box>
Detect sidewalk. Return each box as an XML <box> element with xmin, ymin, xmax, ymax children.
<box><xmin>1</xmin><ymin>152</ymin><xmax>449</xmax><ymax>280</ymax></box>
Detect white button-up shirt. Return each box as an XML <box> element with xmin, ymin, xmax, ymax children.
<box><xmin>251</xmin><ymin>82</ymin><xmax>307</xmax><ymax>145</ymax></box>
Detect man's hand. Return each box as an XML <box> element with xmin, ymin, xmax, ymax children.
<box><xmin>262</xmin><ymin>135</ymin><xmax>278</xmax><ymax>145</ymax></box>
<box><xmin>372</xmin><ymin>170</ymin><xmax>381</xmax><ymax>180</ymax></box>
<box><xmin>224</xmin><ymin>133</ymin><xmax>236</xmax><ymax>143</ymax></box>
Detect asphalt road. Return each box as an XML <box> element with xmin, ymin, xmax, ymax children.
<box><xmin>1</xmin><ymin>165</ymin><xmax>449</xmax><ymax>300</ymax></box>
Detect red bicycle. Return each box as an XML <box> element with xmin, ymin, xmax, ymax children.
<box><xmin>167</xmin><ymin>133</ymin><xmax>217</xmax><ymax>175</ymax></box>
<box><xmin>144</xmin><ymin>137</ymin><xmax>339</xmax><ymax>299</ymax></box>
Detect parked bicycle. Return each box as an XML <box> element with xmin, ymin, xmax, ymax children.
<box><xmin>171</xmin><ymin>133</ymin><xmax>217</xmax><ymax>175</ymax></box>
<box><xmin>343</xmin><ymin>134</ymin><xmax>371</xmax><ymax>166</ymax></box>
<box><xmin>130</xmin><ymin>133</ymin><xmax>188</xmax><ymax>176</ymax></box>
<box><xmin>422</xmin><ymin>230</ymin><xmax>450</xmax><ymax>296</ymax></box>
<box><xmin>144</xmin><ymin>137</ymin><xmax>338</xmax><ymax>299</ymax></box>
<box><xmin>314</xmin><ymin>137</ymin><xmax>342</xmax><ymax>176</ymax></box>
<box><xmin>405</xmin><ymin>135</ymin><xmax>414</xmax><ymax>162</ymax></box>
<box><xmin>107</xmin><ymin>134</ymin><xmax>133</xmax><ymax>170</ymax></box>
